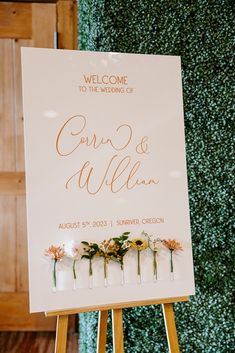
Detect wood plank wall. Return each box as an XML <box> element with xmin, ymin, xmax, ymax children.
<box><xmin>0</xmin><ymin>0</ymin><xmax>77</xmax><ymax>331</ymax></box>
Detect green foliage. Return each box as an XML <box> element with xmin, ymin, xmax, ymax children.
<box><xmin>78</xmin><ymin>1</ymin><xmax>234</xmax><ymax>352</ymax></box>
<box><xmin>81</xmin><ymin>241</ymin><xmax>99</xmax><ymax>259</ymax></box>
<box><xmin>112</xmin><ymin>232</ymin><xmax>131</xmax><ymax>267</ymax></box>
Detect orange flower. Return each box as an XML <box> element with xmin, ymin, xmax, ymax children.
<box><xmin>163</xmin><ymin>239</ymin><xmax>183</xmax><ymax>252</ymax></box>
<box><xmin>45</xmin><ymin>245</ymin><xmax>65</xmax><ymax>261</ymax></box>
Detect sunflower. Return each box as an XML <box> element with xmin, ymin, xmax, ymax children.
<box><xmin>131</xmin><ymin>238</ymin><xmax>148</xmax><ymax>282</ymax></box>
<box><xmin>131</xmin><ymin>238</ymin><xmax>148</xmax><ymax>251</ymax></box>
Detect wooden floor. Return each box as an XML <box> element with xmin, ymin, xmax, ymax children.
<box><xmin>0</xmin><ymin>332</ymin><xmax>78</xmax><ymax>353</ymax></box>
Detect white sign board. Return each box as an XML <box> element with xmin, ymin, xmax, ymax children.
<box><xmin>21</xmin><ymin>48</ymin><xmax>195</xmax><ymax>313</ymax></box>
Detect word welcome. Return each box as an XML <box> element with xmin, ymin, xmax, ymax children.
<box><xmin>83</xmin><ymin>74</ymin><xmax>128</xmax><ymax>85</ymax></box>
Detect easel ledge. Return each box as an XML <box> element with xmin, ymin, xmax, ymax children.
<box><xmin>45</xmin><ymin>296</ymin><xmax>189</xmax><ymax>353</ymax></box>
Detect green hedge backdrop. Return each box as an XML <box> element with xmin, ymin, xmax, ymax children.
<box><xmin>78</xmin><ymin>1</ymin><xmax>234</xmax><ymax>352</ymax></box>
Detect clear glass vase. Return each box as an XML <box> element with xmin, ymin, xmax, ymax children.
<box><xmin>88</xmin><ymin>275</ymin><xmax>93</xmax><ymax>289</ymax></box>
<box><xmin>72</xmin><ymin>260</ymin><xmax>77</xmax><ymax>290</ymax></box>
<box><xmin>104</xmin><ymin>258</ymin><xmax>108</xmax><ymax>287</ymax></box>
<box><xmin>88</xmin><ymin>258</ymin><xmax>93</xmax><ymax>289</ymax></box>
<box><xmin>52</xmin><ymin>259</ymin><xmax>57</xmax><ymax>292</ymax></box>
<box><xmin>120</xmin><ymin>268</ymin><xmax>125</xmax><ymax>286</ymax></box>
<box><xmin>170</xmin><ymin>251</ymin><xmax>174</xmax><ymax>281</ymax></box>
<box><xmin>73</xmin><ymin>278</ymin><xmax>77</xmax><ymax>290</ymax></box>
<box><xmin>153</xmin><ymin>251</ymin><xmax>158</xmax><ymax>282</ymax></box>
<box><xmin>137</xmin><ymin>251</ymin><xmax>142</xmax><ymax>284</ymax></box>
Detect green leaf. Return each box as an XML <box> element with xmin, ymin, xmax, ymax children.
<box><xmin>81</xmin><ymin>255</ymin><xmax>90</xmax><ymax>259</ymax></box>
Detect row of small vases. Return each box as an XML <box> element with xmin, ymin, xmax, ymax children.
<box><xmin>44</xmin><ymin>231</ymin><xmax>183</xmax><ymax>292</ymax></box>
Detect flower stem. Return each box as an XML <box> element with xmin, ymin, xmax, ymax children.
<box><xmin>104</xmin><ymin>257</ymin><xmax>107</xmax><ymax>279</ymax></box>
<box><xmin>153</xmin><ymin>251</ymin><xmax>157</xmax><ymax>280</ymax></box>
<box><xmin>73</xmin><ymin>260</ymin><xmax>77</xmax><ymax>280</ymax></box>
<box><xmin>104</xmin><ymin>257</ymin><xmax>108</xmax><ymax>287</ymax></box>
<box><xmin>89</xmin><ymin>258</ymin><xmax>92</xmax><ymax>276</ymax></box>
<box><xmin>137</xmin><ymin>250</ymin><xmax>141</xmax><ymax>276</ymax></box>
<box><xmin>53</xmin><ymin>259</ymin><xmax>57</xmax><ymax>288</ymax></box>
<box><xmin>170</xmin><ymin>250</ymin><xmax>173</xmax><ymax>273</ymax></box>
<box><xmin>120</xmin><ymin>268</ymin><xmax>125</xmax><ymax>285</ymax></box>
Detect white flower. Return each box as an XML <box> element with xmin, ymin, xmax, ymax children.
<box><xmin>142</xmin><ymin>230</ymin><xmax>162</xmax><ymax>251</ymax></box>
<box><xmin>64</xmin><ymin>240</ymin><xmax>81</xmax><ymax>260</ymax></box>
<box><xmin>149</xmin><ymin>240</ymin><xmax>160</xmax><ymax>252</ymax></box>
<box><xmin>122</xmin><ymin>240</ymin><xmax>130</xmax><ymax>250</ymax></box>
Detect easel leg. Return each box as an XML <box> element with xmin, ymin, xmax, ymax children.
<box><xmin>55</xmin><ymin>315</ymin><xmax>68</xmax><ymax>353</ymax></box>
<box><xmin>97</xmin><ymin>310</ymin><xmax>108</xmax><ymax>353</ymax></box>
<box><xmin>112</xmin><ymin>308</ymin><xmax>124</xmax><ymax>353</ymax></box>
<box><xmin>162</xmin><ymin>303</ymin><xmax>180</xmax><ymax>353</ymax></box>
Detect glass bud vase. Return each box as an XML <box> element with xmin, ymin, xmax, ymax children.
<box><xmin>52</xmin><ymin>259</ymin><xmax>57</xmax><ymax>293</ymax></box>
<box><xmin>88</xmin><ymin>275</ymin><xmax>93</xmax><ymax>289</ymax></box>
<box><xmin>137</xmin><ymin>251</ymin><xmax>142</xmax><ymax>284</ymax></box>
<box><xmin>153</xmin><ymin>251</ymin><xmax>158</xmax><ymax>282</ymax></box>
<box><xmin>120</xmin><ymin>268</ymin><xmax>125</xmax><ymax>286</ymax></box>
<box><xmin>88</xmin><ymin>258</ymin><xmax>93</xmax><ymax>289</ymax></box>
<box><xmin>104</xmin><ymin>258</ymin><xmax>108</xmax><ymax>287</ymax></box>
<box><xmin>72</xmin><ymin>260</ymin><xmax>77</xmax><ymax>290</ymax></box>
<box><xmin>170</xmin><ymin>250</ymin><xmax>174</xmax><ymax>281</ymax></box>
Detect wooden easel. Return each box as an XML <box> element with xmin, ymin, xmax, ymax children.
<box><xmin>45</xmin><ymin>296</ymin><xmax>188</xmax><ymax>353</ymax></box>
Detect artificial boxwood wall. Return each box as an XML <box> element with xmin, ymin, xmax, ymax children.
<box><xmin>78</xmin><ymin>1</ymin><xmax>234</xmax><ymax>352</ymax></box>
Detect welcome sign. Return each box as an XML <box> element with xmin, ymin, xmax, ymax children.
<box><xmin>21</xmin><ymin>48</ymin><xmax>195</xmax><ymax>313</ymax></box>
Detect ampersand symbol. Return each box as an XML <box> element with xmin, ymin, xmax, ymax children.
<box><xmin>136</xmin><ymin>136</ymin><xmax>149</xmax><ymax>154</ymax></box>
